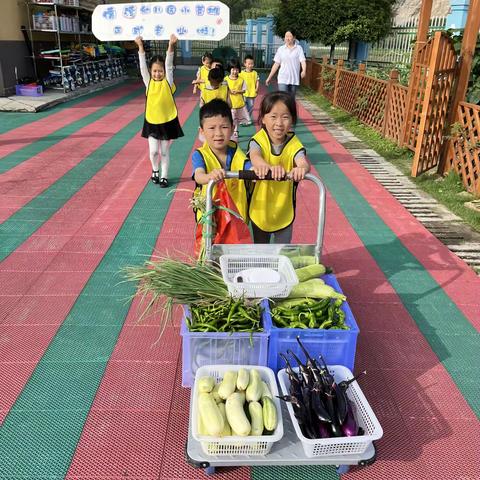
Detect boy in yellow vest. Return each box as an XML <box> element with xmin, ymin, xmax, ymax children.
<box><xmin>200</xmin><ymin>67</ymin><xmax>229</xmax><ymax>106</ymax></box>
<box><xmin>240</xmin><ymin>55</ymin><xmax>259</xmax><ymax>125</ymax></box>
<box><xmin>192</xmin><ymin>99</ymin><xmax>251</xmax><ymax>255</ymax></box>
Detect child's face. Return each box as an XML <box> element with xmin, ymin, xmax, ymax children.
<box><xmin>150</xmin><ymin>62</ymin><xmax>165</xmax><ymax>81</ymax></box>
<box><xmin>244</xmin><ymin>59</ymin><xmax>254</xmax><ymax>71</ymax></box>
<box><xmin>230</xmin><ymin>67</ymin><xmax>239</xmax><ymax>78</ymax></box>
<box><xmin>262</xmin><ymin>101</ymin><xmax>293</xmax><ymax>144</ymax></box>
<box><xmin>200</xmin><ymin>115</ymin><xmax>233</xmax><ymax>152</ymax></box>
<box><xmin>203</xmin><ymin>58</ymin><xmax>212</xmax><ymax>69</ymax></box>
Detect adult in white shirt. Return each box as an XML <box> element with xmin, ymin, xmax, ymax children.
<box><xmin>265</xmin><ymin>30</ymin><xmax>306</xmax><ymax>98</ymax></box>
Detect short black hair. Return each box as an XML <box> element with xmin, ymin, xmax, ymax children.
<box><xmin>202</xmin><ymin>52</ymin><xmax>213</xmax><ymax>62</ymax></box>
<box><xmin>199</xmin><ymin>99</ymin><xmax>233</xmax><ymax>127</ymax></box>
<box><xmin>208</xmin><ymin>67</ymin><xmax>224</xmax><ymax>85</ymax></box>
<box><xmin>211</xmin><ymin>58</ymin><xmax>224</xmax><ymax>76</ymax></box>
<box><xmin>229</xmin><ymin>58</ymin><xmax>241</xmax><ymax>70</ymax></box>
<box><xmin>244</xmin><ymin>55</ymin><xmax>254</xmax><ymax>62</ymax></box>
<box><xmin>259</xmin><ymin>91</ymin><xmax>297</xmax><ymax>125</ymax></box>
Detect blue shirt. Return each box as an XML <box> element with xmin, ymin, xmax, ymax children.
<box><xmin>192</xmin><ymin>145</ymin><xmax>251</xmax><ymax>176</ymax></box>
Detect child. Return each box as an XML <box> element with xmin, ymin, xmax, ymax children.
<box><xmin>192</xmin><ymin>99</ymin><xmax>251</xmax><ymax>254</ymax></box>
<box><xmin>224</xmin><ymin>59</ymin><xmax>250</xmax><ymax>139</ymax></box>
<box><xmin>240</xmin><ymin>55</ymin><xmax>259</xmax><ymax>124</ymax></box>
<box><xmin>200</xmin><ymin>67</ymin><xmax>229</xmax><ymax>106</ymax></box>
<box><xmin>249</xmin><ymin>91</ymin><xmax>310</xmax><ymax>244</ymax></box>
<box><xmin>192</xmin><ymin>52</ymin><xmax>213</xmax><ymax>95</ymax></box>
<box><xmin>136</xmin><ymin>35</ymin><xmax>184</xmax><ymax>188</ymax></box>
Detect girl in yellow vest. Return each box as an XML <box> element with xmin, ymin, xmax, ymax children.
<box><xmin>136</xmin><ymin>35</ymin><xmax>184</xmax><ymax>188</ymax></box>
<box><xmin>191</xmin><ymin>52</ymin><xmax>213</xmax><ymax>96</ymax></box>
<box><xmin>192</xmin><ymin>99</ymin><xmax>251</xmax><ymax>255</ymax></box>
<box><xmin>249</xmin><ymin>91</ymin><xmax>310</xmax><ymax>243</ymax></box>
<box><xmin>225</xmin><ymin>59</ymin><xmax>250</xmax><ymax>140</ymax></box>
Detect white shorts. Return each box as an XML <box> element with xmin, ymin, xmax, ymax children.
<box><xmin>232</xmin><ymin>106</ymin><xmax>250</xmax><ymax>125</ymax></box>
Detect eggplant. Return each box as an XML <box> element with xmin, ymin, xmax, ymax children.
<box><xmin>277</xmin><ymin>394</ymin><xmax>316</xmax><ymax>439</ymax></box>
<box><xmin>287</xmin><ymin>349</ymin><xmax>313</xmax><ymax>387</ymax></box>
<box><xmin>338</xmin><ymin>370</ymin><xmax>367</xmax><ymax>392</ymax></box>
<box><xmin>311</xmin><ymin>381</ymin><xmax>332</xmax><ymax>423</ymax></box>
<box><xmin>279</xmin><ymin>352</ymin><xmax>302</xmax><ymax>398</ymax></box>
<box><xmin>324</xmin><ymin>390</ymin><xmax>343</xmax><ymax>437</ymax></box>
<box><xmin>341</xmin><ymin>399</ymin><xmax>359</xmax><ymax>437</ymax></box>
<box><xmin>295</xmin><ymin>336</ymin><xmax>323</xmax><ymax>383</ymax></box>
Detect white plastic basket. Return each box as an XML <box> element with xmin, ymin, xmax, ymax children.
<box><xmin>191</xmin><ymin>364</ymin><xmax>284</xmax><ymax>456</ymax></box>
<box><xmin>219</xmin><ymin>254</ymin><xmax>298</xmax><ymax>298</ymax></box>
<box><xmin>278</xmin><ymin>365</ymin><xmax>383</xmax><ymax>458</ymax></box>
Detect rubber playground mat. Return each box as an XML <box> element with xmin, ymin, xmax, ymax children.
<box><xmin>0</xmin><ymin>76</ymin><xmax>479</xmax><ymax>480</ymax></box>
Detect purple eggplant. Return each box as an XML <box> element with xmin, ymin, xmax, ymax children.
<box><xmin>311</xmin><ymin>381</ymin><xmax>332</xmax><ymax>423</ymax></box>
<box><xmin>341</xmin><ymin>399</ymin><xmax>359</xmax><ymax>437</ymax></box>
<box><xmin>277</xmin><ymin>394</ymin><xmax>317</xmax><ymax>439</ymax></box>
<box><xmin>296</xmin><ymin>336</ymin><xmax>323</xmax><ymax>383</ymax></box>
<box><xmin>287</xmin><ymin>349</ymin><xmax>313</xmax><ymax>387</ymax></box>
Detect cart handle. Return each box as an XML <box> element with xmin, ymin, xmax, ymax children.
<box><xmin>204</xmin><ymin>171</ymin><xmax>326</xmax><ymax>263</ymax></box>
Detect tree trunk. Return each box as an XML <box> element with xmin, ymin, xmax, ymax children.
<box><xmin>329</xmin><ymin>44</ymin><xmax>335</xmax><ymax>63</ymax></box>
<box><xmin>348</xmin><ymin>39</ymin><xmax>357</xmax><ymax>64</ymax></box>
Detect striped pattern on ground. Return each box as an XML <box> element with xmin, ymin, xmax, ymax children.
<box><xmin>0</xmin><ymin>76</ymin><xmax>479</xmax><ymax>480</ymax></box>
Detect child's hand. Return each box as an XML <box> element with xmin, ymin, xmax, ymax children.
<box><xmin>271</xmin><ymin>165</ymin><xmax>286</xmax><ymax>181</ymax></box>
<box><xmin>169</xmin><ymin>34</ymin><xmax>178</xmax><ymax>46</ymax></box>
<box><xmin>208</xmin><ymin>169</ymin><xmax>225</xmax><ymax>182</ymax></box>
<box><xmin>252</xmin><ymin>165</ymin><xmax>270</xmax><ymax>179</ymax></box>
<box><xmin>134</xmin><ymin>36</ymin><xmax>143</xmax><ymax>48</ymax></box>
<box><xmin>288</xmin><ymin>167</ymin><xmax>307</xmax><ymax>182</ymax></box>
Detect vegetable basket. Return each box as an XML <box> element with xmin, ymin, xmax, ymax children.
<box><xmin>219</xmin><ymin>254</ymin><xmax>298</xmax><ymax>298</ymax></box>
<box><xmin>191</xmin><ymin>364</ymin><xmax>284</xmax><ymax>456</ymax></box>
<box><xmin>278</xmin><ymin>365</ymin><xmax>383</xmax><ymax>458</ymax></box>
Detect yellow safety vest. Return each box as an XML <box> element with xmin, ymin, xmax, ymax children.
<box><xmin>198</xmin><ymin>65</ymin><xmax>210</xmax><ymax>91</ymax></box>
<box><xmin>240</xmin><ymin>70</ymin><xmax>258</xmax><ymax>98</ymax></box>
<box><xmin>225</xmin><ymin>76</ymin><xmax>246</xmax><ymax>109</ymax></box>
<box><xmin>194</xmin><ymin>142</ymin><xmax>249</xmax><ymax>222</ymax></box>
<box><xmin>249</xmin><ymin>128</ymin><xmax>305</xmax><ymax>232</ymax></box>
<box><xmin>145</xmin><ymin>78</ymin><xmax>177</xmax><ymax>125</ymax></box>
<box><xmin>201</xmin><ymin>84</ymin><xmax>228</xmax><ymax>104</ymax></box>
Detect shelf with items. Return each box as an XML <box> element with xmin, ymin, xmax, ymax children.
<box><xmin>25</xmin><ymin>0</ymin><xmax>128</xmax><ymax>94</ymax></box>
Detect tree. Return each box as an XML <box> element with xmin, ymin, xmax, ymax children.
<box><xmin>274</xmin><ymin>0</ymin><xmax>395</xmax><ymax>60</ymax></box>
<box><xmin>222</xmin><ymin>0</ymin><xmax>256</xmax><ymax>23</ymax></box>
<box><xmin>242</xmin><ymin>0</ymin><xmax>280</xmax><ymax>22</ymax></box>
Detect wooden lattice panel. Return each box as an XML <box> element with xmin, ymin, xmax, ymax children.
<box><xmin>403</xmin><ymin>41</ymin><xmax>433</xmax><ymax>150</ymax></box>
<box><xmin>335</xmin><ymin>70</ymin><xmax>359</xmax><ymax>113</ymax></box>
<box><xmin>355</xmin><ymin>75</ymin><xmax>388</xmax><ymax>133</ymax></box>
<box><xmin>321</xmin><ymin>65</ymin><xmax>336</xmax><ymax>102</ymax></box>
<box><xmin>445</xmin><ymin>102</ymin><xmax>480</xmax><ymax>196</ymax></box>
<box><xmin>385</xmin><ymin>84</ymin><xmax>408</xmax><ymax>144</ymax></box>
<box><xmin>411</xmin><ymin>32</ymin><xmax>458</xmax><ymax>176</ymax></box>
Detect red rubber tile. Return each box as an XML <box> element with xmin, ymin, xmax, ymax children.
<box><xmin>27</xmin><ymin>271</ymin><xmax>93</xmax><ymax>296</ymax></box>
<box><xmin>403</xmin><ymin>417</ymin><xmax>480</xmax><ymax>480</ymax></box>
<box><xmin>65</xmin><ymin>411</ymin><xmax>169</xmax><ymax>478</ymax></box>
<box><xmin>91</xmin><ymin>361</ymin><xmax>178</xmax><ymax>412</ymax></box>
<box><xmin>0</xmin><ymin>324</ymin><xmax>60</xmax><ymax>362</ymax></box>
<box><xmin>0</xmin><ymin>83</ymin><xmax>138</xmax><ymax>159</ymax></box>
<box><xmin>0</xmin><ymin>252</ymin><xmax>57</xmax><ymax>272</ymax></box>
<box><xmin>385</xmin><ymin>364</ymin><xmax>477</xmax><ymax>421</ymax></box>
<box><xmin>0</xmin><ymin>95</ymin><xmax>145</xmax><ymax>222</ymax></box>
<box><xmin>1</xmin><ymin>294</ymin><xmax>78</xmax><ymax>326</ymax></box>
<box><xmin>109</xmin><ymin>325</ymin><xmax>181</xmax><ymax>363</ymax></box>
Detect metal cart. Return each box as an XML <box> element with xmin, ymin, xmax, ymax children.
<box><xmin>185</xmin><ymin>171</ymin><xmax>378</xmax><ymax>475</ymax></box>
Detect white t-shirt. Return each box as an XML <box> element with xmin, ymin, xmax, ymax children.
<box><xmin>274</xmin><ymin>42</ymin><xmax>306</xmax><ymax>86</ymax></box>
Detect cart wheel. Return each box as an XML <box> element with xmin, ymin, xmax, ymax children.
<box><xmin>336</xmin><ymin>465</ymin><xmax>350</xmax><ymax>475</ymax></box>
<box><xmin>204</xmin><ymin>466</ymin><xmax>216</xmax><ymax>475</ymax></box>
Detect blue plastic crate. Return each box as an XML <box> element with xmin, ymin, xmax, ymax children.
<box><xmin>264</xmin><ymin>274</ymin><xmax>359</xmax><ymax>373</ymax></box>
<box><xmin>180</xmin><ymin>305</ymin><xmax>270</xmax><ymax>387</ymax></box>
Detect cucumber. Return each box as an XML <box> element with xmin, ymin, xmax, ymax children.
<box><xmin>262</xmin><ymin>396</ymin><xmax>278</xmax><ymax>431</ymax></box>
<box><xmin>218</xmin><ymin>370</ymin><xmax>237</xmax><ymax>400</ymax></box>
<box><xmin>198</xmin><ymin>392</ymin><xmax>224</xmax><ymax>436</ymax></box>
<box><xmin>236</xmin><ymin>368</ymin><xmax>249</xmax><ymax>391</ymax></box>
<box><xmin>246</xmin><ymin>369</ymin><xmax>262</xmax><ymax>402</ymax></box>
<box><xmin>248</xmin><ymin>401</ymin><xmax>264</xmax><ymax>436</ymax></box>
<box><xmin>225</xmin><ymin>392</ymin><xmax>251</xmax><ymax>436</ymax></box>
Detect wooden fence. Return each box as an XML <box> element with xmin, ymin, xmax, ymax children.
<box><xmin>303</xmin><ymin>57</ymin><xmax>408</xmax><ymax>145</ymax></box>
<box><xmin>444</xmin><ymin>102</ymin><xmax>480</xmax><ymax>196</ymax></box>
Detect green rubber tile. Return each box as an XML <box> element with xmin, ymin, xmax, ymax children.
<box><xmin>296</xmin><ymin>119</ymin><xmax>480</xmax><ymax>417</ymax></box>
<box><xmin>0</xmin><ymin>410</ymin><xmax>89</xmax><ymax>477</ymax></box>
<box><xmin>252</xmin><ymin>465</ymin><xmax>340</xmax><ymax>480</ymax></box>
<box><xmin>0</xmin><ymin>87</ymin><xmax>143</xmax><ymax>174</ymax></box>
<box><xmin>12</xmin><ymin>362</ymin><xmax>107</xmax><ymax>411</ymax></box>
<box><xmin>62</xmin><ymin>296</ymin><xmax>127</xmax><ymax>326</ymax></box>
<box><xmin>0</xmin><ymin>82</ymin><xmax>129</xmax><ymax>135</ymax></box>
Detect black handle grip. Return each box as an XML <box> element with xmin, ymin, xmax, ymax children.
<box><xmin>237</xmin><ymin>170</ymin><xmax>287</xmax><ymax>181</ymax></box>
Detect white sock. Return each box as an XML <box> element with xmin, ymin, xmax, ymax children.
<box><xmin>148</xmin><ymin>136</ymin><xmax>160</xmax><ymax>171</ymax></box>
<box><xmin>160</xmin><ymin>140</ymin><xmax>170</xmax><ymax>179</ymax></box>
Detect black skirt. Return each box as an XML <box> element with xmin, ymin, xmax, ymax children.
<box><xmin>141</xmin><ymin>116</ymin><xmax>184</xmax><ymax>140</ymax></box>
